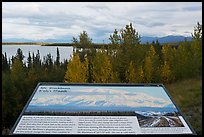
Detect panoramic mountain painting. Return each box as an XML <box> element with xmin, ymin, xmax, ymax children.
<box><xmin>24</xmin><ymin>86</ymin><xmax>183</xmax><ymax>127</ymax></box>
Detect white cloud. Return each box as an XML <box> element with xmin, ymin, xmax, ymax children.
<box><xmin>2</xmin><ymin>2</ymin><xmax>202</xmax><ymax>42</ymax></box>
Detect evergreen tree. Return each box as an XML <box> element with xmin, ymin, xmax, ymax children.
<box><xmin>32</xmin><ymin>52</ymin><xmax>35</xmax><ymax>66</ymax></box>
<box><xmin>55</xmin><ymin>47</ymin><xmax>60</xmax><ymax>67</ymax></box>
<box><xmin>189</xmin><ymin>40</ymin><xmax>202</xmax><ymax>76</ymax></box>
<box><xmin>109</xmin><ymin>29</ymin><xmax>121</xmax><ymax>46</ymax></box>
<box><xmin>44</xmin><ymin>53</ymin><xmax>53</xmax><ymax>71</ymax></box>
<box><xmin>2</xmin><ymin>53</ymin><xmax>9</xmax><ymax>71</ymax></box>
<box><xmin>173</xmin><ymin>44</ymin><xmax>188</xmax><ymax>80</ymax></box>
<box><xmin>36</xmin><ymin>50</ymin><xmax>41</xmax><ymax>67</ymax></box>
<box><xmin>109</xmin><ymin>23</ymin><xmax>141</xmax><ymax>47</ymax></box>
<box><xmin>2</xmin><ymin>71</ymin><xmax>20</xmax><ymax>129</ymax></box>
<box><xmin>15</xmin><ymin>48</ymin><xmax>24</xmax><ymax>61</ymax></box>
<box><xmin>33</xmin><ymin>50</ymin><xmax>41</xmax><ymax>69</ymax></box>
<box><xmin>190</xmin><ymin>22</ymin><xmax>202</xmax><ymax>76</ymax></box>
<box><xmin>121</xmin><ymin>23</ymin><xmax>141</xmax><ymax>46</ymax></box>
<box><xmin>109</xmin><ymin>23</ymin><xmax>141</xmax><ymax>82</ymax></box>
<box><xmin>27</xmin><ymin>51</ymin><xmax>32</xmax><ymax>69</ymax></box>
<box><xmin>79</xmin><ymin>30</ymin><xmax>92</xmax><ymax>48</ymax></box>
<box><xmin>154</xmin><ymin>39</ymin><xmax>162</xmax><ymax>60</ymax></box>
<box><xmin>192</xmin><ymin>22</ymin><xmax>202</xmax><ymax>41</ymax></box>
<box><xmin>10</xmin><ymin>58</ymin><xmax>26</xmax><ymax>85</ymax></box>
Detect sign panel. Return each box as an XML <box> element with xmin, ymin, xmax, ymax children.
<box><xmin>10</xmin><ymin>83</ymin><xmax>195</xmax><ymax>135</ymax></box>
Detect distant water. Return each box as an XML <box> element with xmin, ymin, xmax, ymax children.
<box><xmin>2</xmin><ymin>45</ymin><xmax>73</xmax><ymax>63</ymax></box>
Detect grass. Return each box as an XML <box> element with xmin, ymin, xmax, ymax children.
<box><xmin>165</xmin><ymin>76</ymin><xmax>202</xmax><ymax>135</ymax></box>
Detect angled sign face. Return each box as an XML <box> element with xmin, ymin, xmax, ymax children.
<box><xmin>10</xmin><ymin>83</ymin><xmax>195</xmax><ymax>135</ymax></box>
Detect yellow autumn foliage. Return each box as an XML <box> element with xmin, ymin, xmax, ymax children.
<box><xmin>64</xmin><ymin>53</ymin><xmax>88</xmax><ymax>83</ymax></box>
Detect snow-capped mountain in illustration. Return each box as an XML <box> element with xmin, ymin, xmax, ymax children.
<box><xmin>135</xmin><ymin>110</ymin><xmax>175</xmax><ymax>117</ymax></box>
<box><xmin>29</xmin><ymin>87</ymin><xmax>175</xmax><ymax>109</ymax></box>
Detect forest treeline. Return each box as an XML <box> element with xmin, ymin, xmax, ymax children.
<box><xmin>2</xmin><ymin>22</ymin><xmax>202</xmax><ymax>132</ymax></box>
<box><xmin>64</xmin><ymin>22</ymin><xmax>202</xmax><ymax>84</ymax></box>
<box><xmin>2</xmin><ymin>42</ymin><xmax>46</xmax><ymax>45</ymax></box>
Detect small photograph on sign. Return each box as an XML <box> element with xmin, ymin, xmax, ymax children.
<box><xmin>135</xmin><ymin>110</ymin><xmax>184</xmax><ymax>127</ymax></box>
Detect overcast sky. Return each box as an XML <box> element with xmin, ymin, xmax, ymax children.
<box><xmin>2</xmin><ymin>2</ymin><xmax>202</xmax><ymax>43</ymax></box>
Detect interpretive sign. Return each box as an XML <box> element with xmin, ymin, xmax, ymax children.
<box><xmin>10</xmin><ymin>83</ymin><xmax>195</xmax><ymax>135</ymax></box>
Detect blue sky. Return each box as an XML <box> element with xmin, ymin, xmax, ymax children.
<box><xmin>2</xmin><ymin>2</ymin><xmax>202</xmax><ymax>43</ymax></box>
<box><xmin>33</xmin><ymin>86</ymin><xmax>171</xmax><ymax>100</ymax></box>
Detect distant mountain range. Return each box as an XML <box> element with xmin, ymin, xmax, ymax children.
<box><xmin>26</xmin><ymin>105</ymin><xmax>177</xmax><ymax>113</ymax></box>
<box><xmin>2</xmin><ymin>38</ymin><xmax>70</xmax><ymax>43</ymax></box>
<box><xmin>2</xmin><ymin>35</ymin><xmax>192</xmax><ymax>44</ymax></box>
<box><xmin>140</xmin><ymin>35</ymin><xmax>192</xmax><ymax>44</ymax></box>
